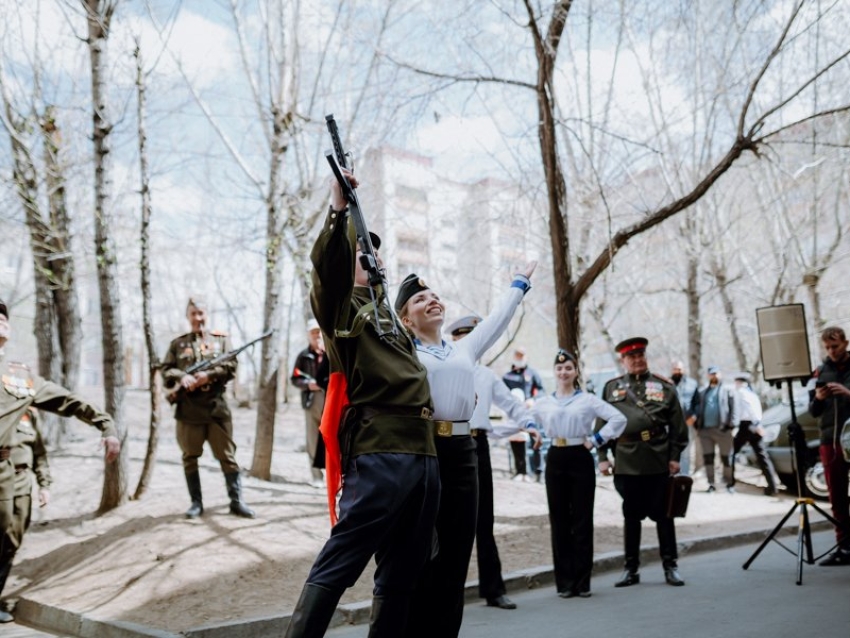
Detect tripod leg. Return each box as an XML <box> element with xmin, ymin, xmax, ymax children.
<box><xmin>801</xmin><ymin>503</ymin><xmax>815</xmax><ymax>565</ymax></box>
<box><xmin>743</xmin><ymin>502</ymin><xmax>799</xmax><ymax>570</ymax></box>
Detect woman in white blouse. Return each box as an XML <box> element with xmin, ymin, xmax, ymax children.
<box><xmin>531</xmin><ymin>349</ymin><xmax>627</xmax><ymax>598</ymax></box>
<box><xmin>395</xmin><ymin>262</ymin><xmax>536</xmax><ymax>638</ymax></box>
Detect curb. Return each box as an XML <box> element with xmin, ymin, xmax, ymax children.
<box><xmin>16</xmin><ymin>520</ymin><xmax>831</xmax><ymax>637</ymax></box>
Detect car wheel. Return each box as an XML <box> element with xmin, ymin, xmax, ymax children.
<box><xmin>804</xmin><ymin>461</ymin><xmax>829</xmax><ymax>500</ymax></box>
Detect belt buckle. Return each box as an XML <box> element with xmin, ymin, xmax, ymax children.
<box><xmin>554</xmin><ymin>437</ymin><xmax>566</xmax><ymax>447</ymax></box>
<box><xmin>436</xmin><ymin>421</ymin><xmax>452</xmax><ymax>437</ymax></box>
<box><xmin>641</xmin><ymin>429</ymin><xmax>651</xmax><ymax>442</ymax></box>
<box><xmin>421</xmin><ymin>407</ymin><xmax>432</xmax><ymax>419</ymax></box>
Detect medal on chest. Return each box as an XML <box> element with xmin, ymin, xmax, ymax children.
<box><xmin>644</xmin><ymin>381</ymin><xmax>665</xmax><ymax>402</ymax></box>
<box><xmin>2</xmin><ymin>362</ymin><xmax>35</xmax><ymax>399</ymax></box>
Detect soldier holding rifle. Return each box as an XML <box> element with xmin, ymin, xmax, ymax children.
<box><xmin>285</xmin><ymin>119</ymin><xmax>439</xmax><ymax>638</ymax></box>
<box><xmin>162</xmin><ymin>297</ymin><xmax>255</xmax><ymax>519</ymax></box>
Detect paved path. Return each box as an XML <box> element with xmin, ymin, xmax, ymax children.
<box><xmin>327</xmin><ymin>530</ymin><xmax>850</xmax><ymax>638</ymax></box>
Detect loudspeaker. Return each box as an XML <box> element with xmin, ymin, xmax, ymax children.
<box><xmin>756</xmin><ymin>304</ymin><xmax>812</xmax><ymax>382</ymax></box>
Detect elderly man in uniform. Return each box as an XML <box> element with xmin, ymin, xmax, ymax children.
<box><xmin>162</xmin><ymin>297</ymin><xmax>254</xmax><ymax>519</ymax></box>
<box><xmin>597</xmin><ymin>337</ymin><xmax>689</xmax><ymax>587</ymax></box>
<box><xmin>0</xmin><ymin>298</ymin><xmax>120</xmax><ymax>623</ymax></box>
<box><xmin>290</xmin><ymin>318</ymin><xmax>328</xmax><ymax>487</ymax></box>
<box><xmin>447</xmin><ymin>314</ymin><xmax>541</xmax><ymax>611</ymax></box>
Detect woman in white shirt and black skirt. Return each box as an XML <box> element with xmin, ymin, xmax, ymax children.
<box><xmin>531</xmin><ymin>349</ymin><xmax>627</xmax><ymax>598</ymax></box>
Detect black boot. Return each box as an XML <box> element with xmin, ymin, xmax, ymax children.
<box><xmin>615</xmin><ymin>519</ymin><xmax>641</xmax><ymax>587</ymax></box>
<box><xmin>184</xmin><ymin>471</ymin><xmax>204</xmax><ymax>518</ymax></box>
<box><xmin>0</xmin><ymin>553</ymin><xmax>14</xmax><ymax>623</ymax></box>
<box><xmin>285</xmin><ymin>583</ymin><xmax>342</xmax><ymax>638</ymax></box>
<box><xmin>367</xmin><ymin>595</ymin><xmax>410</xmax><ymax>637</ymax></box>
<box><xmin>658</xmin><ymin>518</ymin><xmax>684</xmax><ymax>585</ymax></box>
<box><xmin>225</xmin><ymin>471</ymin><xmax>255</xmax><ymax>518</ymax></box>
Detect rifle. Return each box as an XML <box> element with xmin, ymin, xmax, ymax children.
<box><xmin>324</xmin><ymin>114</ymin><xmax>398</xmax><ymax>338</ymax></box>
<box><xmin>165</xmin><ymin>329</ymin><xmax>274</xmax><ymax>405</ymax></box>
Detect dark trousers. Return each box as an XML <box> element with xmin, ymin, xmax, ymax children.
<box><xmin>305</xmin><ymin>453</ymin><xmax>440</xmax><ymax>597</ymax></box>
<box><xmin>509</xmin><ymin>440</ymin><xmax>527</xmax><ymax>475</ymax></box>
<box><xmin>545</xmin><ymin>446</ymin><xmax>595</xmax><ymax>594</ymax></box>
<box><xmin>406</xmin><ymin>435</ymin><xmax>478</xmax><ymax>638</ymax></box>
<box><xmin>731</xmin><ymin>422</ymin><xmax>778</xmax><ymax>490</ymax></box>
<box><xmin>614</xmin><ymin>473</ymin><xmax>678</xmax><ymax>567</ymax></box>
<box><xmin>820</xmin><ymin>443</ymin><xmax>850</xmax><ymax>549</ymax></box>
<box><xmin>529</xmin><ymin>442</ymin><xmax>542</xmax><ymax>476</ymax></box>
<box><xmin>474</xmin><ymin>432</ymin><xmax>506</xmax><ymax>599</ymax></box>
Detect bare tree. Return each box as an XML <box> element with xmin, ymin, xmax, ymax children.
<box><xmin>132</xmin><ymin>38</ymin><xmax>162</xmax><ymax>499</ymax></box>
<box><xmin>82</xmin><ymin>0</ymin><xmax>128</xmax><ymax>512</ymax></box>
<box><xmin>389</xmin><ymin>0</ymin><xmax>850</xmax><ymax>356</ymax></box>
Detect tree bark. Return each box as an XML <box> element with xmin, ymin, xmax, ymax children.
<box><xmin>83</xmin><ymin>0</ymin><xmax>128</xmax><ymax>512</ymax></box>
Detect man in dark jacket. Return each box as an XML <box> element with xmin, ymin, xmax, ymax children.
<box><xmin>290</xmin><ymin>319</ymin><xmax>329</xmax><ymax>486</ymax></box>
<box><xmin>809</xmin><ymin>326</ymin><xmax>850</xmax><ymax>566</ymax></box>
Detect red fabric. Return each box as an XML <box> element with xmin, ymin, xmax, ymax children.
<box><xmin>319</xmin><ymin>371</ymin><xmax>348</xmax><ymax>525</ymax></box>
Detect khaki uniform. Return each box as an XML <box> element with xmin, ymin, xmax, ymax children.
<box><xmin>162</xmin><ymin>331</ymin><xmax>239</xmax><ymax>474</ymax></box>
<box><xmin>0</xmin><ymin>354</ymin><xmax>116</xmax><ymax>548</ymax></box>
<box><xmin>598</xmin><ymin>371</ymin><xmax>689</xmax><ymax>578</ymax></box>
<box><xmin>8</xmin><ymin>411</ymin><xmax>50</xmax><ymax>547</ymax></box>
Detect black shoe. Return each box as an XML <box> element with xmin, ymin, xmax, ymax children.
<box><xmin>185</xmin><ymin>500</ymin><xmax>203</xmax><ymax>518</ymax></box>
<box><xmin>557</xmin><ymin>590</ymin><xmax>576</xmax><ymax>598</ymax></box>
<box><xmin>725</xmin><ymin>485</ymin><xmax>736</xmax><ymax>494</ymax></box>
<box><xmin>486</xmin><ymin>595</ymin><xmax>517</xmax><ymax>609</ymax></box>
<box><xmin>706</xmin><ymin>485</ymin><xmax>716</xmax><ymax>493</ymax></box>
<box><xmin>0</xmin><ymin>609</ymin><xmax>13</xmax><ymax>623</ymax></box>
<box><xmin>577</xmin><ymin>590</ymin><xmax>592</xmax><ymax>598</ymax></box>
<box><xmin>763</xmin><ymin>486</ymin><xmax>777</xmax><ymax>496</ymax></box>
<box><xmin>664</xmin><ymin>566</ymin><xmax>685</xmax><ymax>586</ymax></box>
<box><xmin>614</xmin><ymin>569</ymin><xmax>640</xmax><ymax>587</ymax></box>
<box><xmin>818</xmin><ymin>548</ymin><xmax>850</xmax><ymax>566</ymax></box>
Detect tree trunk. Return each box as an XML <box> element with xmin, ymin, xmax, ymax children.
<box><xmin>83</xmin><ymin>0</ymin><xmax>128</xmax><ymax>513</ymax></box>
<box><xmin>41</xmin><ymin>106</ymin><xmax>82</xmax><ymax>391</ymax></box>
<box><xmin>133</xmin><ymin>41</ymin><xmax>161</xmax><ymax>500</ymax></box>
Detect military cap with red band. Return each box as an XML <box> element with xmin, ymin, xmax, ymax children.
<box><xmin>615</xmin><ymin>337</ymin><xmax>648</xmax><ymax>355</ymax></box>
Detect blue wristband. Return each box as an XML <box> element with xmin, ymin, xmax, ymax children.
<box><xmin>592</xmin><ymin>432</ymin><xmax>604</xmax><ymax>447</ymax></box>
<box><xmin>511</xmin><ymin>274</ymin><xmax>531</xmax><ymax>294</ymax></box>
<box><xmin>526</xmin><ymin>422</ymin><xmax>538</xmax><ymax>431</ymax></box>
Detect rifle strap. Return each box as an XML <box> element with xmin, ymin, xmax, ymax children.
<box><xmin>335</xmin><ymin>285</ymin><xmax>392</xmax><ymax>340</ymax></box>
<box><xmin>335</xmin><ymin>300</ymin><xmax>377</xmax><ymax>339</ymax></box>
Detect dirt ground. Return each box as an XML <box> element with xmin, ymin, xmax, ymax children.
<box><xmin>5</xmin><ymin>390</ymin><xmax>812</xmax><ymax>633</ymax></box>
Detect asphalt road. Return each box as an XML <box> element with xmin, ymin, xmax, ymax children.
<box><xmin>327</xmin><ymin>530</ymin><xmax>850</xmax><ymax>638</ymax></box>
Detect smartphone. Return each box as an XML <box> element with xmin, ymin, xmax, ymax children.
<box><xmin>815</xmin><ymin>381</ymin><xmax>827</xmax><ymax>388</ymax></box>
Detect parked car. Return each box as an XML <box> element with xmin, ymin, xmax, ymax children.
<box><xmin>738</xmin><ymin>392</ymin><xmax>829</xmax><ymax>498</ymax></box>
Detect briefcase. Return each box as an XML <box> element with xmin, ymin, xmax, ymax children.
<box><xmin>666</xmin><ymin>475</ymin><xmax>693</xmax><ymax>518</ymax></box>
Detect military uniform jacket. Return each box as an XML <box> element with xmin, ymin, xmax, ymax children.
<box><xmin>310</xmin><ymin>207</ymin><xmax>434</xmax><ymax>457</ymax></box>
<box><xmin>597</xmin><ymin>372</ymin><xmax>688</xmax><ymax>475</ymax></box>
<box><xmin>162</xmin><ymin>331</ymin><xmax>236</xmax><ymax>424</ymax></box>
<box><xmin>0</xmin><ymin>352</ymin><xmax>115</xmax><ymax>503</ymax></box>
<box><xmin>11</xmin><ymin>411</ymin><xmax>51</xmax><ymax>496</ymax></box>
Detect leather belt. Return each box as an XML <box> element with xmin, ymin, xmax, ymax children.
<box><xmin>0</xmin><ymin>447</ymin><xmax>10</xmax><ymax>462</ymax></box>
<box><xmin>434</xmin><ymin>421</ymin><xmax>471</xmax><ymax>437</ymax></box>
<box><xmin>359</xmin><ymin>405</ymin><xmax>433</xmax><ymax>420</ymax></box>
<box><xmin>551</xmin><ymin>436</ymin><xmax>586</xmax><ymax>447</ymax></box>
<box><xmin>470</xmin><ymin>428</ymin><xmax>486</xmax><ymax>438</ymax></box>
<box><xmin>618</xmin><ymin>425</ymin><xmax>667</xmax><ymax>444</ymax></box>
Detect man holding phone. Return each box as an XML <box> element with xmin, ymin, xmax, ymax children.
<box><xmin>810</xmin><ymin>326</ymin><xmax>850</xmax><ymax>566</ymax></box>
